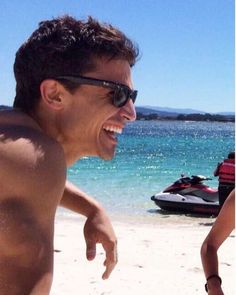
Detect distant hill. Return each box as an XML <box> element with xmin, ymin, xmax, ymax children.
<box><xmin>216</xmin><ymin>111</ymin><xmax>235</xmax><ymax>116</ymax></box>
<box><xmin>135</xmin><ymin>106</ymin><xmax>235</xmax><ymax>122</ymax></box>
<box><xmin>135</xmin><ymin>106</ymin><xmax>178</xmax><ymax>117</ymax></box>
<box><xmin>136</xmin><ymin>106</ymin><xmax>235</xmax><ymax>116</ymax></box>
<box><xmin>0</xmin><ymin>105</ymin><xmax>12</xmax><ymax>110</ymax></box>
<box><xmin>140</xmin><ymin>105</ymin><xmax>206</xmax><ymax>115</ymax></box>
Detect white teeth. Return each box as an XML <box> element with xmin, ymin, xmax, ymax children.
<box><xmin>103</xmin><ymin>126</ymin><xmax>123</xmax><ymax>134</ymax></box>
<box><xmin>116</xmin><ymin>128</ymin><xmax>122</xmax><ymax>134</ymax></box>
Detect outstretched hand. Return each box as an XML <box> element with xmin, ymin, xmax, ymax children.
<box><xmin>83</xmin><ymin>208</ymin><xmax>118</xmax><ymax>279</ymax></box>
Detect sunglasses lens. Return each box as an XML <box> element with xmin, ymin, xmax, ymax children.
<box><xmin>113</xmin><ymin>88</ymin><xmax>137</xmax><ymax>107</ymax></box>
<box><xmin>113</xmin><ymin>88</ymin><xmax>129</xmax><ymax>107</ymax></box>
<box><xmin>131</xmin><ymin>90</ymin><xmax>137</xmax><ymax>103</ymax></box>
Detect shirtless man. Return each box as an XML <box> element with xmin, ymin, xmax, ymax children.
<box><xmin>0</xmin><ymin>15</ymin><xmax>138</xmax><ymax>294</ymax></box>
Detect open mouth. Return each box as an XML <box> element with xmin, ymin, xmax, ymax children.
<box><xmin>102</xmin><ymin>125</ymin><xmax>123</xmax><ymax>142</ymax></box>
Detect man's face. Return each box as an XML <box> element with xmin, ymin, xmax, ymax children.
<box><xmin>62</xmin><ymin>58</ymin><xmax>136</xmax><ymax>162</ymax></box>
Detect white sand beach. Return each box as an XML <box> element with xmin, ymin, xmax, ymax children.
<box><xmin>51</xmin><ymin>214</ymin><xmax>235</xmax><ymax>295</ymax></box>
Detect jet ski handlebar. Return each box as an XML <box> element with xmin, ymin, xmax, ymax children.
<box><xmin>175</xmin><ymin>175</ymin><xmax>212</xmax><ymax>185</ymax></box>
<box><xmin>191</xmin><ymin>175</ymin><xmax>212</xmax><ymax>181</ymax></box>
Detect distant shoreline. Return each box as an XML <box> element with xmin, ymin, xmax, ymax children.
<box><xmin>136</xmin><ymin>112</ymin><xmax>235</xmax><ymax>122</ymax></box>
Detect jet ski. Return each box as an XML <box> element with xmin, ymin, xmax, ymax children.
<box><xmin>151</xmin><ymin>175</ymin><xmax>219</xmax><ymax>215</ymax></box>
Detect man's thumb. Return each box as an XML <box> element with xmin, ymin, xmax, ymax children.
<box><xmin>86</xmin><ymin>240</ymin><xmax>96</xmax><ymax>260</ymax></box>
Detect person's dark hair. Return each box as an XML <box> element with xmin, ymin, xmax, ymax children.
<box><xmin>13</xmin><ymin>15</ymin><xmax>139</xmax><ymax>113</ymax></box>
<box><xmin>228</xmin><ymin>151</ymin><xmax>235</xmax><ymax>159</ymax></box>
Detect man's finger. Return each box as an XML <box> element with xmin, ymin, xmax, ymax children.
<box><xmin>102</xmin><ymin>248</ymin><xmax>118</xmax><ymax>280</ymax></box>
<box><xmin>102</xmin><ymin>260</ymin><xmax>116</xmax><ymax>280</ymax></box>
<box><xmin>85</xmin><ymin>240</ymin><xmax>96</xmax><ymax>261</ymax></box>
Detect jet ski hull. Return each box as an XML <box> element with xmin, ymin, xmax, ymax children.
<box><xmin>151</xmin><ymin>193</ymin><xmax>219</xmax><ymax>215</ymax></box>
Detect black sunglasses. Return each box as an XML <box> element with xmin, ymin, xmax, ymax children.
<box><xmin>55</xmin><ymin>75</ymin><xmax>138</xmax><ymax>108</ymax></box>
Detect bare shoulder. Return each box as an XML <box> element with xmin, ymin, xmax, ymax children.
<box><xmin>0</xmin><ymin>110</ymin><xmax>66</xmax><ymax>204</ymax></box>
<box><xmin>0</xmin><ymin>110</ymin><xmax>64</xmax><ymax>292</ymax></box>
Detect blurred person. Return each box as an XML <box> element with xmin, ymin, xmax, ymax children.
<box><xmin>201</xmin><ymin>189</ymin><xmax>235</xmax><ymax>294</ymax></box>
<box><xmin>214</xmin><ymin>152</ymin><xmax>235</xmax><ymax>209</ymax></box>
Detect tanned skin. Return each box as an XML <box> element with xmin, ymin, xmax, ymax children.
<box><xmin>0</xmin><ymin>58</ymin><xmax>136</xmax><ymax>294</ymax></box>
<box><xmin>201</xmin><ymin>189</ymin><xmax>235</xmax><ymax>295</ymax></box>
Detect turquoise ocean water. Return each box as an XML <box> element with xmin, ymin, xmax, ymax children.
<box><xmin>59</xmin><ymin>121</ymin><xmax>234</xmax><ymax>221</ymax></box>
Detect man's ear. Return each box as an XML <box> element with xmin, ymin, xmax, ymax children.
<box><xmin>40</xmin><ymin>79</ymin><xmax>65</xmax><ymax>110</ymax></box>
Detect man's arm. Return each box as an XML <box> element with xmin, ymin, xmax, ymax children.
<box><xmin>201</xmin><ymin>189</ymin><xmax>235</xmax><ymax>294</ymax></box>
<box><xmin>60</xmin><ymin>181</ymin><xmax>102</xmax><ymax>217</ymax></box>
<box><xmin>60</xmin><ymin>181</ymin><xmax>118</xmax><ymax>279</ymax></box>
<box><xmin>213</xmin><ymin>162</ymin><xmax>221</xmax><ymax>177</ymax></box>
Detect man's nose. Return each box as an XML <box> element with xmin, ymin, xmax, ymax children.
<box><xmin>120</xmin><ymin>99</ymin><xmax>136</xmax><ymax>121</ymax></box>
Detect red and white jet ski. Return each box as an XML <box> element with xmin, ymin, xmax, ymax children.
<box><xmin>151</xmin><ymin>175</ymin><xmax>219</xmax><ymax>215</ymax></box>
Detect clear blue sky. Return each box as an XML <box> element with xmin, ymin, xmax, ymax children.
<box><xmin>0</xmin><ymin>0</ymin><xmax>234</xmax><ymax>112</ymax></box>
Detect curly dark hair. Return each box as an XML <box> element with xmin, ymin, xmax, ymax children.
<box><xmin>13</xmin><ymin>15</ymin><xmax>139</xmax><ymax>113</ymax></box>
